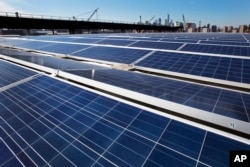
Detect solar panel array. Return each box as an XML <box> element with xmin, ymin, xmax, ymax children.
<box><xmin>0</xmin><ymin>62</ymin><xmax>249</xmax><ymax>167</ymax></box>
<box><xmin>72</xmin><ymin>46</ymin><xmax>150</xmax><ymax>64</ymax></box>
<box><xmin>1</xmin><ymin>33</ymin><xmax>250</xmax><ymax>86</ymax></box>
<box><xmin>181</xmin><ymin>44</ymin><xmax>250</xmax><ymax>57</ymax></box>
<box><xmin>66</xmin><ymin>69</ymin><xmax>250</xmax><ymax>122</ymax></box>
<box><xmin>135</xmin><ymin>51</ymin><xmax>250</xmax><ymax>83</ymax></box>
<box><xmin>0</xmin><ymin>33</ymin><xmax>250</xmax><ymax>166</ymax></box>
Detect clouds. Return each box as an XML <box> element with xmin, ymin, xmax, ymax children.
<box><xmin>0</xmin><ymin>0</ymin><xmax>29</xmax><ymax>14</ymax></box>
<box><xmin>0</xmin><ymin>1</ymin><xmax>16</xmax><ymax>12</ymax></box>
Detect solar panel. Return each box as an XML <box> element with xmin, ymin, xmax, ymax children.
<box><xmin>1</xmin><ymin>33</ymin><xmax>250</xmax><ymax>167</ymax></box>
<box><xmin>0</xmin><ymin>38</ymin><xmax>30</xmax><ymax>47</ymax></box>
<box><xmin>0</xmin><ymin>75</ymin><xmax>249</xmax><ymax>167</ymax></box>
<box><xmin>71</xmin><ymin>46</ymin><xmax>150</xmax><ymax>64</ymax></box>
<box><xmin>135</xmin><ymin>51</ymin><xmax>250</xmax><ymax>84</ymax></box>
<box><xmin>38</xmin><ymin>43</ymin><xmax>90</xmax><ymax>55</ymax></box>
<box><xmin>52</xmin><ymin>37</ymin><xmax>78</xmax><ymax>42</ymax></box>
<box><xmin>64</xmin><ymin>69</ymin><xmax>250</xmax><ymax>123</ymax></box>
<box><xmin>73</xmin><ymin>38</ymin><xmax>102</xmax><ymax>44</ymax></box>
<box><xmin>15</xmin><ymin>41</ymin><xmax>54</xmax><ymax>50</ymax></box>
<box><xmin>181</xmin><ymin>44</ymin><xmax>250</xmax><ymax>57</ymax></box>
<box><xmin>0</xmin><ymin>139</ymin><xmax>24</xmax><ymax>166</ymax></box>
<box><xmin>200</xmin><ymin>40</ymin><xmax>250</xmax><ymax>46</ymax></box>
<box><xmin>96</xmin><ymin>39</ymin><xmax>134</xmax><ymax>46</ymax></box>
<box><xmin>1</xmin><ymin>53</ymin><xmax>109</xmax><ymax>71</ymax></box>
<box><xmin>160</xmin><ymin>39</ymin><xmax>199</xmax><ymax>43</ymax></box>
<box><xmin>0</xmin><ymin>60</ymin><xmax>37</xmax><ymax>88</ymax></box>
<box><xmin>130</xmin><ymin>41</ymin><xmax>183</xmax><ymax>50</ymax></box>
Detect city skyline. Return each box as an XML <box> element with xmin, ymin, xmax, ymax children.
<box><xmin>0</xmin><ymin>0</ymin><xmax>249</xmax><ymax>27</ymax></box>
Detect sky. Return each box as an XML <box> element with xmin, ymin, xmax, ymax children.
<box><xmin>0</xmin><ymin>0</ymin><xmax>249</xmax><ymax>27</ymax></box>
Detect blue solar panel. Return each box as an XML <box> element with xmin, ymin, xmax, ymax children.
<box><xmin>181</xmin><ymin>44</ymin><xmax>250</xmax><ymax>56</ymax></box>
<box><xmin>0</xmin><ymin>60</ymin><xmax>37</xmax><ymax>88</ymax></box>
<box><xmin>199</xmin><ymin>132</ymin><xmax>250</xmax><ymax>167</ymax></box>
<box><xmin>135</xmin><ymin>51</ymin><xmax>250</xmax><ymax>84</ymax></box>
<box><xmin>52</xmin><ymin>37</ymin><xmax>78</xmax><ymax>42</ymax></box>
<box><xmin>16</xmin><ymin>41</ymin><xmax>54</xmax><ymax>50</ymax></box>
<box><xmin>66</xmin><ymin>69</ymin><xmax>250</xmax><ymax>122</ymax></box>
<box><xmin>71</xmin><ymin>46</ymin><xmax>150</xmax><ymax>64</ymax></box>
<box><xmin>161</xmin><ymin>39</ymin><xmax>199</xmax><ymax>43</ymax></box>
<box><xmin>2</xmin><ymin>53</ymin><xmax>108</xmax><ymax>71</ymax></box>
<box><xmin>96</xmin><ymin>39</ymin><xmax>134</xmax><ymax>46</ymax></box>
<box><xmin>1</xmin><ymin>75</ymin><xmax>249</xmax><ymax>166</ymax></box>
<box><xmin>130</xmin><ymin>41</ymin><xmax>183</xmax><ymax>50</ymax></box>
<box><xmin>38</xmin><ymin>43</ymin><xmax>90</xmax><ymax>54</ymax></box>
<box><xmin>0</xmin><ymin>139</ymin><xmax>24</xmax><ymax>166</ymax></box>
<box><xmin>0</xmin><ymin>38</ymin><xmax>29</xmax><ymax>47</ymax></box>
<box><xmin>73</xmin><ymin>38</ymin><xmax>102</xmax><ymax>43</ymax></box>
<box><xmin>200</xmin><ymin>40</ymin><xmax>250</xmax><ymax>46</ymax></box>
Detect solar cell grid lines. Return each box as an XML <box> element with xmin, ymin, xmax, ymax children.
<box><xmin>0</xmin><ymin>38</ymin><xmax>30</xmax><ymax>47</ymax></box>
<box><xmin>73</xmin><ymin>38</ymin><xmax>103</xmax><ymax>44</ymax></box>
<box><xmin>71</xmin><ymin>46</ymin><xmax>150</xmax><ymax>64</ymax></box>
<box><xmin>66</xmin><ymin>69</ymin><xmax>250</xmax><ymax>122</ymax></box>
<box><xmin>181</xmin><ymin>43</ymin><xmax>250</xmax><ymax>57</ymax></box>
<box><xmin>96</xmin><ymin>39</ymin><xmax>135</xmax><ymax>46</ymax></box>
<box><xmin>130</xmin><ymin>41</ymin><xmax>184</xmax><ymax>50</ymax></box>
<box><xmin>15</xmin><ymin>40</ymin><xmax>55</xmax><ymax>50</ymax></box>
<box><xmin>38</xmin><ymin>43</ymin><xmax>90</xmax><ymax>55</ymax></box>
<box><xmin>200</xmin><ymin>40</ymin><xmax>250</xmax><ymax>46</ymax></box>
<box><xmin>0</xmin><ymin>60</ymin><xmax>37</xmax><ymax>88</ymax></box>
<box><xmin>0</xmin><ymin>33</ymin><xmax>250</xmax><ymax>167</ymax></box>
<box><xmin>0</xmin><ymin>74</ymin><xmax>249</xmax><ymax>167</ymax></box>
<box><xmin>135</xmin><ymin>51</ymin><xmax>250</xmax><ymax>84</ymax></box>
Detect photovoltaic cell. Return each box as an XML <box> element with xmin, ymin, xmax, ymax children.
<box><xmin>66</xmin><ymin>69</ymin><xmax>250</xmax><ymax>122</ymax></box>
<box><xmin>0</xmin><ymin>60</ymin><xmax>37</xmax><ymax>88</ymax></box>
<box><xmin>71</xmin><ymin>46</ymin><xmax>150</xmax><ymax>64</ymax></box>
<box><xmin>73</xmin><ymin>38</ymin><xmax>102</xmax><ymax>44</ymax></box>
<box><xmin>200</xmin><ymin>40</ymin><xmax>250</xmax><ymax>46</ymax></box>
<box><xmin>0</xmin><ymin>38</ymin><xmax>29</xmax><ymax>47</ymax></box>
<box><xmin>96</xmin><ymin>39</ymin><xmax>135</xmax><ymax>46</ymax></box>
<box><xmin>0</xmin><ymin>139</ymin><xmax>24</xmax><ymax>166</ymax></box>
<box><xmin>161</xmin><ymin>39</ymin><xmax>199</xmax><ymax>43</ymax></box>
<box><xmin>181</xmin><ymin>44</ymin><xmax>250</xmax><ymax>57</ymax></box>
<box><xmin>130</xmin><ymin>41</ymin><xmax>183</xmax><ymax>50</ymax></box>
<box><xmin>1</xmin><ymin>53</ymin><xmax>108</xmax><ymax>71</ymax></box>
<box><xmin>0</xmin><ymin>75</ymin><xmax>249</xmax><ymax>167</ymax></box>
<box><xmin>135</xmin><ymin>51</ymin><xmax>250</xmax><ymax>83</ymax></box>
<box><xmin>38</xmin><ymin>43</ymin><xmax>90</xmax><ymax>54</ymax></box>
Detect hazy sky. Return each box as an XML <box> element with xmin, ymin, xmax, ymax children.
<box><xmin>0</xmin><ymin>0</ymin><xmax>249</xmax><ymax>27</ymax></box>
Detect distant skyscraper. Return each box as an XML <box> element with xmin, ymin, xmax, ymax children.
<box><xmin>222</xmin><ymin>26</ymin><xmax>228</xmax><ymax>32</ymax></box>
<box><xmin>228</xmin><ymin>26</ymin><xmax>233</xmax><ymax>32</ymax></box>
<box><xmin>159</xmin><ymin>18</ymin><xmax>162</xmax><ymax>25</ymax></box>
<box><xmin>239</xmin><ymin>25</ymin><xmax>247</xmax><ymax>33</ymax></box>
<box><xmin>165</xmin><ymin>19</ymin><xmax>167</xmax><ymax>26</ymax></box>
<box><xmin>211</xmin><ymin>25</ymin><xmax>217</xmax><ymax>32</ymax></box>
<box><xmin>167</xmin><ymin>14</ymin><xmax>170</xmax><ymax>26</ymax></box>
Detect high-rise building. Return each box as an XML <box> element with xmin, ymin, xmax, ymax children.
<box><xmin>159</xmin><ymin>18</ymin><xmax>162</xmax><ymax>26</ymax></box>
<box><xmin>222</xmin><ymin>26</ymin><xmax>228</xmax><ymax>32</ymax></box>
<box><xmin>186</xmin><ymin>23</ymin><xmax>196</xmax><ymax>32</ymax></box>
<box><xmin>207</xmin><ymin>24</ymin><xmax>210</xmax><ymax>32</ymax></box>
<box><xmin>239</xmin><ymin>25</ymin><xmax>247</xmax><ymax>33</ymax></box>
<box><xmin>228</xmin><ymin>26</ymin><xmax>233</xmax><ymax>32</ymax></box>
<box><xmin>202</xmin><ymin>27</ymin><xmax>208</xmax><ymax>33</ymax></box>
<box><xmin>165</xmin><ymin>14</ymin><xmax>170</xmax><ymax>26</ymax></box>
<box><xmin>211</xmin><ymin>25</ymin><xmax>217</xmax><ymax>32</ymax></box>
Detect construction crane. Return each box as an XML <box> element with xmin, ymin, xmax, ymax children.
<box><xmin>182</xmin><ymin>14</ymin><xmax>186</xmax><ymax>32</ymax></box>
<box><xmin>87</xmin><ymin>8</ymin><xmax>99</xmax><ymax>21</ymax></box>
<box><xmin>148</xmin><ymin>15</ymin><xmax>155</xmax><ymax>24</ymax></box>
